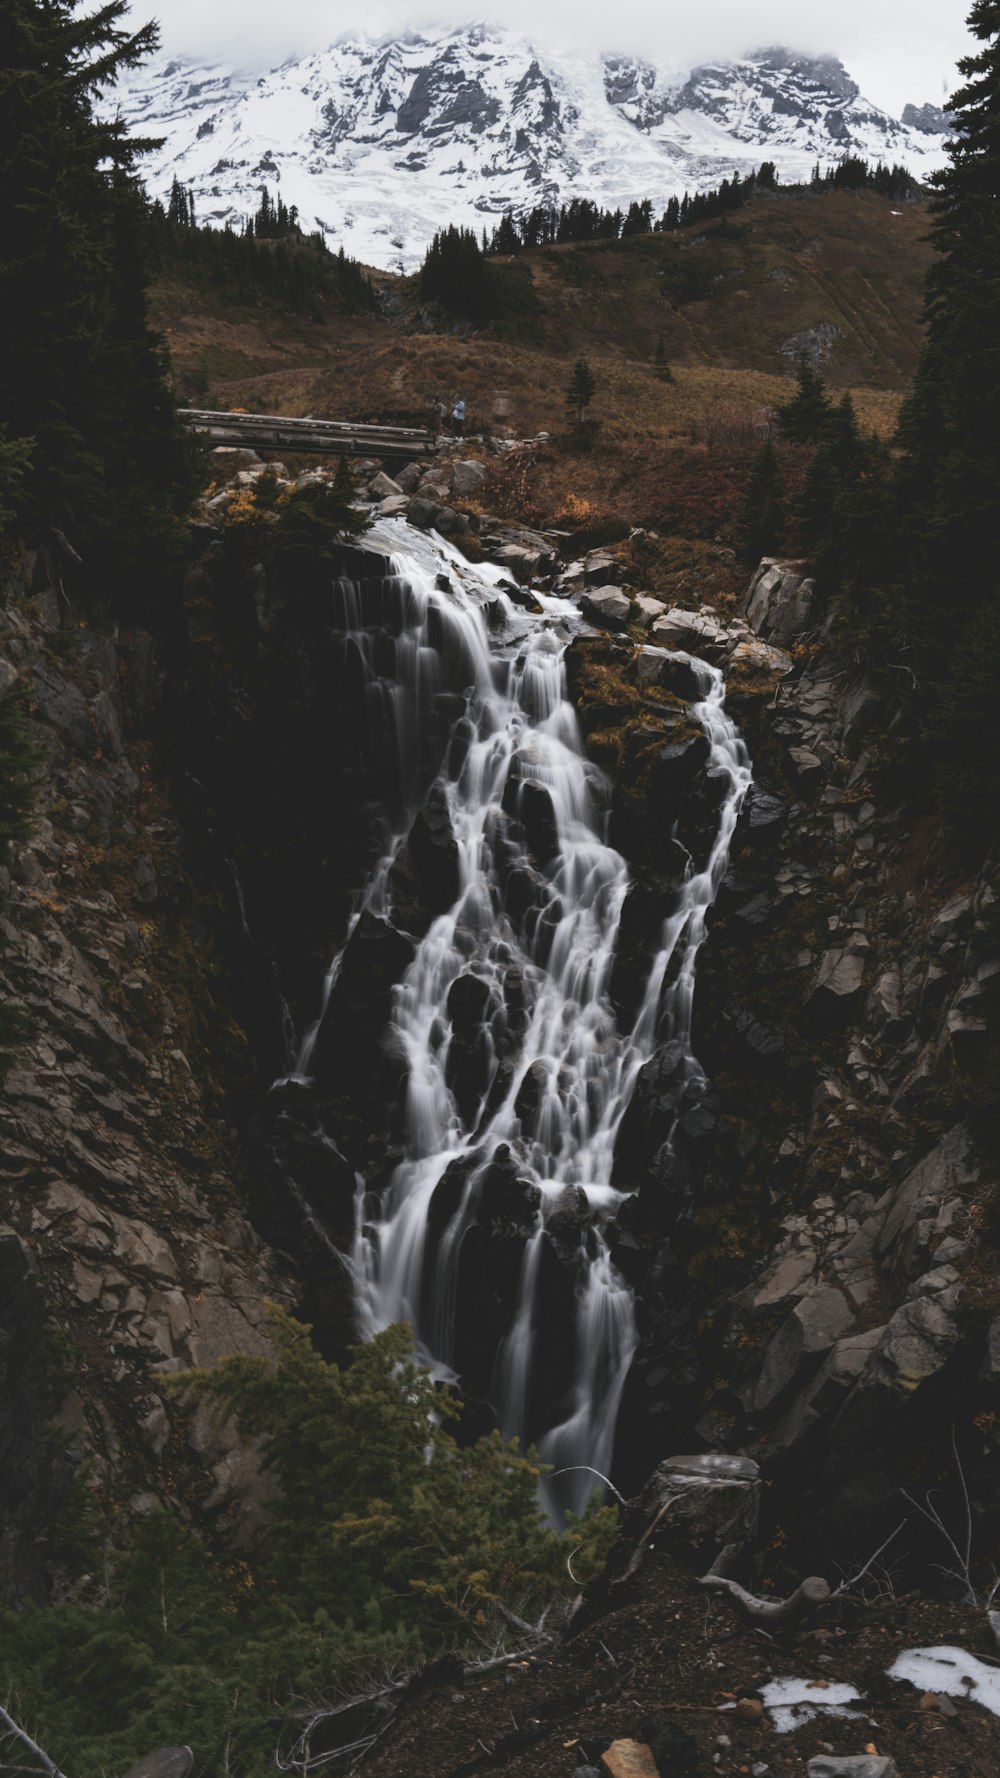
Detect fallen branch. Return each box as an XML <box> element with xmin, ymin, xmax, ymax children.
<box><xmin>697</xmin><ymin>1571</ymin><xmax>830</xmax><ymax>1623</ymax></box>
<box><xmin>0</xmin><ymin>1707</ymin><xmax>70</xmax><ymax>1778</ymax></box>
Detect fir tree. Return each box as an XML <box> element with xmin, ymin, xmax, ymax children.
<box><xmin>738</xmin><ymin>439</ymin><xmax>786</xmax><ymax>566</ymax></box>
<box><xmin>777</xmin><ymin>359</ymin><xmax>833</xmax><ymax>444</ymax></box>
<box><xmin>889</xmin><ymin>0</ymin><xmax>1000</xmax><ymax>840</ymax></box>
<box><xmin>0</xmin><ymin>0</ymin><xmax>197</xmax><ymax>624</ymax></box>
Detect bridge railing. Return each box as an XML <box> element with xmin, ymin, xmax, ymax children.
<box><xmin>178</xmin><ymin>408</ymin><xmax>437</xmax><ymax>457</ymax></box>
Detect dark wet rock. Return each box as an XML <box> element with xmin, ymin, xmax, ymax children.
<box><xmin>477</xmin><ymin>1154</ymin><xmax>541</xmax><ymax>1238</ymax></box>
<box><xmin>739</xmin><ymin>783</ymin><xmax>786</xmax><ymax>846</ymax></box>
<box><xmin>406</xmin><ymin>495</ymin><xmax>441</xmax><ymax>528</ymax></box>
<box><xmin>514</xmin><ymin>1058</ymin><xmax>550</xmax><ymax>1129</ymax></box>
<box><xmin>807</xmin><ymin>939</ymin><xmax>869</xmax><ymax>1027</ymax></box>
<box><xmin>874</xmin><ymin>1124</ymin><xmax>977</xmax><ymax>1287</ymax></box>
<box><xmin>0</xmin><ymin>1232</ymin><xmax>61</xmax><ymax>1604</ymax></box>
<box><xmin>312</xmin><ymin>911</ymin><xmax>415</xmax><ymax>1086</ymax></box>
<box><xmin>445</xmin><ymin>974</ymin><xmax>494</xmax><ymax>1122</ymax></box>
<box><xmin>434</xmin><ymin>505</ymin><xmax>469</xmax><ymax>536</ymax></box>
<box><xmin>407</xmin><ymin>784</ymin><xmax>460</xmax><ymax>914</ymax></box>
<box><xmin>839</xmin><ymin>679</ymin><xmax>884</xmax><ymax>747</ymax></box>
<box><xmin>613</xmin><ymin>1042</ymin><xmax>693</xmax><ymax>1196</ymax></box>
<box><xmin>651</xmin><ymin>733</ymin><xmax>710</xmax><ymax>805</ymax></box>
<box><xmin>502</xmin><ymin>772</ymin><xmax>559</xmax><ymax>869</ymax></box>
<box><xmin>754</xmin><ymin>1286</ymin><xmax>856</xmax><ymax>1411</ymax></box>
<box><xmin>697</xmin><ymin>1003</ymin><xmax>787</xmax><ymax>1081</ymax></box>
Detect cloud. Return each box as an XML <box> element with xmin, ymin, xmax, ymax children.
<box><xmin>132</xmin><ymin>0</ymin><xmax>973</xmax><ymax>114</ymax></box>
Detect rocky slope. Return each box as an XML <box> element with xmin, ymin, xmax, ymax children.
<box><xmin>176</xmin><ymin>447</ymin><xmax>1000</xmax><ymax>1585</ymax></box>
<box><xmin>0</xmin><ymin>540</ymin><xmax>295</xmax><ymax>1601</ymax></box>
<box><xmin>3</xmin><ymin>446</ymin><xmax>998</xmax><ymax>1654</ymax></box>
<box><xmin>115</xmin><ymin>27</ymin><xmax>948</xmax><ymax>270</ymax></box>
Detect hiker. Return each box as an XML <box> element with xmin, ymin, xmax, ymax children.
<box><xmin>451</xmin><ymin>395</ymin><xmax>466</xmax><ymax>438</ymax></box>
<box><xmin>431</xmin><ymin>395</ymin><xmax>446</xmax><ymax>437</ymax></box>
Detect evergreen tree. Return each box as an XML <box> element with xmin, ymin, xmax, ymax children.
<box><xmin>419</xmin><ymin>225</ymin><xmax>494</xmax><ymax>320</ymax></box>
<box><xmin>565</xmin><ymin>358</ymin><xmax>597</xmax><ymax>423</ymax></box>
<box><xmin>777</xmin><ymin>358</ymin><xmax>834</xmax><ymax>443</ymax></box>
<box><xmin>888</xmin><ymin>0</ymin><xmax>1000</xmax><ymax>840</ymax></box>
<box><xmin>738</xmin><ymin>438</ymin><xmax>786</xmax><ymax>566</ymax></box>
<box><xmin>0</xmin><ymin>0</ymin><xmax>198</xmax><ymax>623</ymax></box>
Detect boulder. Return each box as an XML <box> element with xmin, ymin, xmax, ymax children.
<box><xmin>743</xmin><ymin>558</ymin><xmax>818</xmax><ymax>645</ymax></box>
<box><xmin>406</xmin><ymin>496</ymin><xmax>441</xmax><ymax>529</ymax></box>
<box><xmin>492</xmin><ymin>543</ymin><xmax>544</xmax><ymax>582</ymax></box>
<box><xmin>650</xmin><ymin>608</ymin><xmax>726</xmax><ymax>656</ymax></box>
<box><xmin>839</xmin><ymin>679</ymin><xmax>884</xmax><ymax>748</ymax></box>
<box><xmin>726</xmin><ymin>638</ymin><xmax>794</xmax><ymax>676</ymax></box>
<box><xmin>377</xmin><ymin>495</ymin><xmax>410</xmax><ymax>517</ymax></box>
<box><xmin>807</xmin><ymin>939</ymin><xmax>868</xmax><ymax>1027</ymax></box>
<box><xmin>788</xmin><ymin>745</ymin><xmax>824</xmax><ymax>786</ymax></box>
<box><xmin>600</xmin><ymin>1742</ymin><xmax>658</xmax><ymax>1778</ymax></box>
<box><xmin>741</xmin><ymin>784</ymin><xmax>786</xmax><ymax>846</ymax></box>
<box><xmin>583</xmin><ymin>553</ymin><xmax>618</xmax><ymax>584</ymax></box>
<box><xmin>434</xmin><ymin>506</ymin><xmax>470</xmax><ymax>535</ymax></box>
<box><xmin>367</xmin><ymin>471</ymin><xmax>402</xmax><ymax>498</ymax></box>
<box><xmin>451</xmin><ymin>459</ymin><xmax>488</xmax><ymax>497</ymax></box>
<box><xmin>634</xmin><ymin>649</ymin><xmax>704</xmax><ymax>701</ymax></box>
<box><xmin>582</xmin><ymin>585</ymin><xmax>631</xmax><ymax>629</ymax></box>
<box><xmin>394</xmin><ymin>461</ymin><xmax>424</xmax><ymax>493</ymax></box>
<box><xmin>771</xmin><ymin>1327</ymin><xmax>884</xmax><ymax>1453</ymax></box>
<box><xmin>634</xmin><ymin>594</ymin><xmax>667</xmax><ymax>627</ymax></box>
<box><xmin>754</xmin><ymin>1286</ymin><xmax>856</xmax><ymax>1411</ymax></box>
<box><xmin>875</xmin><ymin>1123</ymin><xmax>977</xmax><ymax>1285</ymax></box>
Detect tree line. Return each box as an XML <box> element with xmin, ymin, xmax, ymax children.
<box><xmin>739</xmin><ymin>0</ymin><xmax>1000</xmax><ymax>846</ymax></box>
<box><xmin>480</xmin><ymin>155</ymin><xmax>917</xmax><ymax>255</ymax></box>
<box><xmin>153</xmin><ymin>177</ymin><xmax>377</xmax><ymax>319</ymax></box>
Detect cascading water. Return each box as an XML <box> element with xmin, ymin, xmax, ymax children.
<box><xmin>288</xmin><ymin>520</ymin><xmax>751</xmax><ymax>1517</ymax></box>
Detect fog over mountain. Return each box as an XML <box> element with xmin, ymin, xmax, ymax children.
<box><xmin>126</xmin><ymin>0</ymin><xmax>971</xmax><ymax>118</ymax></box>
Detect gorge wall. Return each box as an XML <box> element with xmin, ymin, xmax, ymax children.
<box><xmin>2</xmin><ymin>462</ymin><xmax>999</xmax><ymax>1600</ymax></box>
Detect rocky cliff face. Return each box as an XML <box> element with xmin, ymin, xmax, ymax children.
<box><xmin>565</xmin><ymin>554</ymin><xmax>1000</xmax><ymax>1569</ymax></box>
<box><xmin>0</xmin><ymin>542</ymin><xmax>295</xmax><ymax>1600</ymax></box>
<box><xmin>4</xmin><ymin>467</ymin><xmax>998</xmax><ymax>1602</ymax></box>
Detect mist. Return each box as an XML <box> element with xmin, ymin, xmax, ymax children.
<box><xmin>130</xmin><ymin>0</ymin><xmax>973</xmax><ymax>116</ymax></box>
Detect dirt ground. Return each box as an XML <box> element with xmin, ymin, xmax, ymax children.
<box><xmin>359</xmin><ymin>1552</ymin><xmax>1000</xmax><ymax>1778</ymax></box>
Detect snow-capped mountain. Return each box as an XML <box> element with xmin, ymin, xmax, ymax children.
<box><xmin>111</xmin><ymin>24</ymin><xmax>949</xmax><ymax>271</ymax></box>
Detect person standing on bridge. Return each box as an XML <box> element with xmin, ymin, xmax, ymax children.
<box><xmin>451</xmin><ymin>395</ymin><xmax>466</xmax><ymax>438</ymax></box>
<box><xmin>431</xmin><ymin>395</ymin><xmax>446</xmax><ymax>437</ymax></box>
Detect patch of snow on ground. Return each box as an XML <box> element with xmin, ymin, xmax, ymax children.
<box><xmin>889</xmin><ymin>1646</ymin><xmax>1000</xmax><ymax>1717</ymax></box>
<box><xmin>759</xmin><ymin>1677</ymin><xmax>863</xmax><ymax>1733</ymax></box>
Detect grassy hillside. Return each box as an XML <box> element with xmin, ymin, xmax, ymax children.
<box><xmin>152</xmin><ymin>188</ymin><xmax>931</xmax><ymax>439</ymax></box>
<box><xmin>517</xmin><ymin>189</ymin><xmax>931</xmax><ymax>387</ymax></box>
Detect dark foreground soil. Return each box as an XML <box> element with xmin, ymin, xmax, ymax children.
<box><xmin>360</xmin><ymin>1552</ymin><xmax>1000</xmax><ymax>1778</ymax></box>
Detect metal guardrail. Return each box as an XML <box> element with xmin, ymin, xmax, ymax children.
<box><xmin>178</xmin><ymin>408</ymin><xmax>437</xmax><ymax>457</ymax></box>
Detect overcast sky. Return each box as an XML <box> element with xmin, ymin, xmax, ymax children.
<box><xmin>132</xmin><ymin>0</ymin><xmax>974</xmax><ymax>116</ymax></box>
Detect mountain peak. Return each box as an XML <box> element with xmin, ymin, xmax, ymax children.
<box><xmin>113</xmin><ymin>25</ymin><xmax>948</xmax><ymax>270</ymax></box>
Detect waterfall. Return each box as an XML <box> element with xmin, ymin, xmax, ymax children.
<box><xmin>289</xmin><ymin>520</ymin><xmax>751</xmax><ymax>1516</ymax></box>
